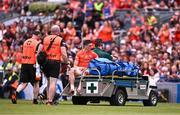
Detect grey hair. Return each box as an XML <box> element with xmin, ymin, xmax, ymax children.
<box><xmin>51</xmin><ymin>25</ymin><xmax>60</xmax><ymax>33</ymax></box>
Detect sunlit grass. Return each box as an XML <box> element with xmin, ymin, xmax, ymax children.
<box><xmin>0</xmin><ymin>99</ymin><xmax>180</xmax><ymax>115</ymax></box>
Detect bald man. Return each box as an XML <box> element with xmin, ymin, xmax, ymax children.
<box><xmin>43</xmin><ymin>25</ymin><xmax>68</xmax><ymax>105</ymax></box>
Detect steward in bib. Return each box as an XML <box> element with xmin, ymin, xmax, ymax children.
<box><xmin>11</xmin><ymin>31</ymin><xmax>43</xmax><ymax>104</ymax></box>
<box><xmin>43</xmin><ymin>25</ymin><xmax>68</xmax><ymax>105</ymax></box>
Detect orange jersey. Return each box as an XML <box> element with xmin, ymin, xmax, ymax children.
<box><xmin>1</xmin><ymin>52</ymin><xmax>8</xmax><ymax>61</ymax></box>
<box><xmin>13</xmin><ymin>51</ymin><xmax>22</xmax><ymax>64</ymax></box>
<box><xmin>11</xmin><ymin>80</ymin><xmax>18</xmax><ymax>89</ymax></box>
<box><xmin>75</xmin><ymin>50</ymin><xmax>98</xmax><ymax>68</ymax></box>
<box><xmin>43</xmin><ymin>35</ymin><xmax>62</xmax><ymax>61</ymax></box>
<box><xmin>70</xmin><ymin>0</ymin><xmax>81</xmax><ymax>10</ymax></box>
<box><xmin>112</xmin><ymin>0</ymin><xmax>121</xmax><ymax>9</ymax></box>
<box><xmin>64</xmin><ymin>28</ymin><xmax>76</xmax><ymax>41</ymax></box>
<box><xmin>98</xmin><ymin>27</ymin><xmax>113</xmax><ymax>42</ymax></box>
<box><xmin>2</xmin><ymin>44</ymin><xmax>9</xmax><ymax>52</ymax></box>
<box><xmin>128</xmin><ymin>26</ymin><xmax>140</xmax><ymax>41</ymax></box>
<box><xmin>174</xmin><ymin>31</ymin><xmax>180</xmax><ymax>42</ymax></box>
<box><xmin>160</xmin><ymin>30</ymin><xmax>170</xmax><ymax>44</ymax></box>
<box><xmin>21</xmin><ymin>38</ymin><xmax>40</xmax><ymax>64</ymax></box>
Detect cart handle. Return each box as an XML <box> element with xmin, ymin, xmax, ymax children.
<box><xmin>112</xmin><ymin>69</ymin><xmax>139</xmax><ymax>81</ymax></box>
<box><xmin>80</xmin><ymin>68</ymin><xmax>102</xmax><ymax>81</ymax></box>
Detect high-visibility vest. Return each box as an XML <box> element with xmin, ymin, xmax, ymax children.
<box><xmin>94</xmin><ymin>2</ymin><xmax>103</xmax><ymax>12</ymax></box>
<box><xmin>9</xmin><ymin>72</ymin><xmax>19</xmax><ymax>89</ymax></box>
<box><xmin>43</xmin><ymin>35</ymin><xmax>62</xmax><ymax>61</ymax></box>
<box><xmin>21</xmin><ymin>38</ymin><xmax>40</xmax><ymax>64</ymax></box>
<box><xmin>147</xmin><ymin>16</ymin><xmax>156</xmax><ymax>26</ymax></box>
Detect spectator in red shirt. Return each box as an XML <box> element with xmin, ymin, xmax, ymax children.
<box><xmin>128</xmin><ymin>21</ymin><xmax>141</xmax><ymax>41</ymax></box>
<box><xmin>173</xmin><ymin>24</ymin><xmax>180</xmax><ymax>42</ymax></box>
<box><xmin>98</xmin><ymin>21</ymin><xmax>113</xmax><ymax>43</ymax></box>
<box><xmin>2</xmin><ymin>0</ymin><xmax>9</xmax><ymax>14</ymax></box>
<box><xmin>64</xmin><ymin>21</ymin><xmax>76</xmax><ymax>41</ymax></box>
<box><xmin>158</xmin><ymin>23</ymin><xmax>171</xmax><ymax>44</ymax></box>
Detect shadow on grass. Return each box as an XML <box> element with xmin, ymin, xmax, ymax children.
<box><xmin>61</xmin><ymin>102</ymin><xmax>143</xmax><ymax>107</ymax></box>
<box><xmin>85</xmin><ymin>104</ymin><xmax>143</xmax><ymax>107</ymax></box>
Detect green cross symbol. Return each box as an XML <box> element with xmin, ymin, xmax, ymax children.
<box><xmin>88</xmin><ymin>83</ymin><xmax>97</xmax><ymax>93</ymax></box>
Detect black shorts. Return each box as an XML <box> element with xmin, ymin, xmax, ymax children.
<box><xmin>20</xmin><ymin>64</ymin><xmax>36</xmax><ymax>84</ymax></box>
<box><xmin>44</xmin><ymin>60</ymin><xmax>60</xmax><ymax>78</ymax></box>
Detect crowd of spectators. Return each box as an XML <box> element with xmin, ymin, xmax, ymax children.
<box><xmin>0</xmin><ymin>0</ymin><xmax>36</xmax><ymax>15</ymax></box>
<box><xmin>0</xmin><ymin>0</ymin><xmax>179</xmax><ymax>93</ymax></box>
<box><xmin>0</xmin><ymin>0</ymin><xmax>180</xmax><ymax>15</ymax></box>
<box><xmin>112</xmin><ymin>0</ymin><xmax>180</xmax><ymax>10</ymax></box>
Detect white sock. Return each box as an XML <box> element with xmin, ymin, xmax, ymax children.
<box><xmin>16</xmin><ymin>83</ymin><xmax>27</xmax><ymax>93</ymax></box>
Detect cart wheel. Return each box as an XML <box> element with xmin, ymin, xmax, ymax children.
<box><xmin>72</xmin><ymin>96</ymin><xmax>88</xmax><ymax>105</ymax></box>
<box><xmin>110</xmin><ymin>89</ymin><xmax>126</xmax><ymax>106</ymax></box>
<box><xmin>143</xmin><ymin>91</ymin><xmax>158</xmax><ymax>106</ymax></box>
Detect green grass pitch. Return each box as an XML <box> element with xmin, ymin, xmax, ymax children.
<box><xmin>0</xmin><ymin>99</ymin><xmax>180</xmax><ymax>115</ymax></box>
